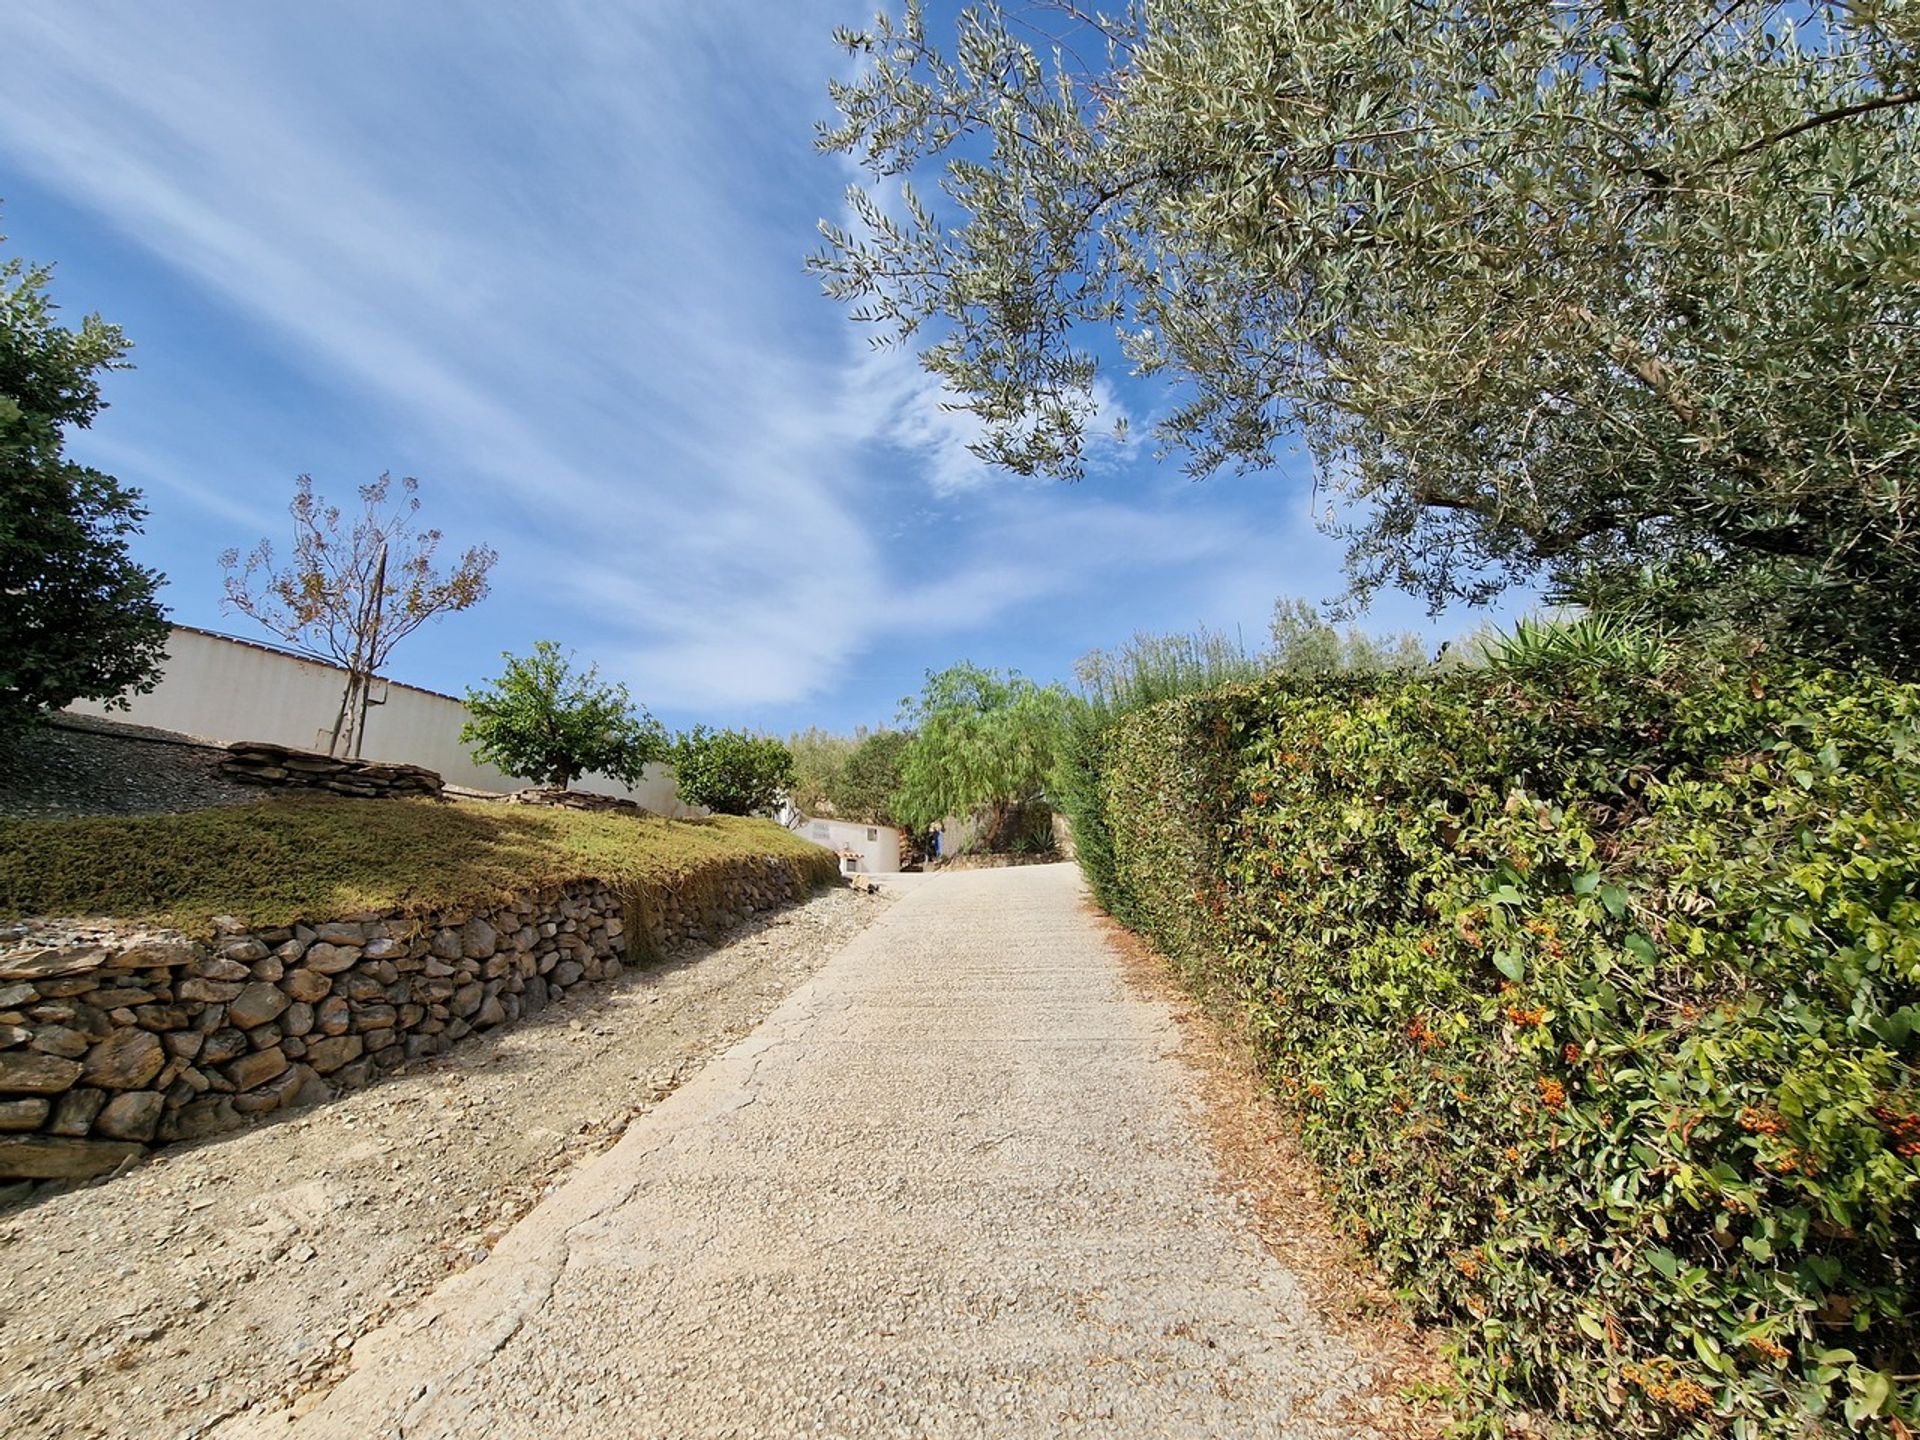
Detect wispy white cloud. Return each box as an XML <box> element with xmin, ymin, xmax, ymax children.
<box><xmin>0</xmin><ymin>2</ymin><xmax>1336</xmax><ymax>718</ymax></box>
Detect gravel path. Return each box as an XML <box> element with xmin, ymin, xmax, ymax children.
<box><xmin>0</xmin><ymin>886</ymin><xmax>883</xmax><ymax>1440</ymax></box>
<box><xmin>226</xmin><ymin>864</ymin><xmax>1392</xmax><ymax>1439</ymax></box>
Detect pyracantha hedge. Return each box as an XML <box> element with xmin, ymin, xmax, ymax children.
<box><xmin>1080</xmin><ymin>661</ymin><xmax>1919</xmax><ymax>1434</ymax></box>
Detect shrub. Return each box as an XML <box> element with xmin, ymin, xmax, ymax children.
<box><xmin>1084</xmin><ymin>659</ymin><xmax>1920</xmax><ymax>1434</ymax></box>
<box><xmin>461</xmin><ymin>642</ymin><xmax>667</xmax><ymax>790</ymax></box>
<box><xmin>672</xmin><ymin>727</ymin><xmax>795</xmax><ymax>817</ymax></box>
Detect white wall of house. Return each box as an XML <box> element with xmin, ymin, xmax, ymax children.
<box><xmin>797</xmin><ymin>816</ymin><xmax>903</xmax><ymax>874</ymax></box>
<box><xmin>64</xmin><ymin>625</ymin><xmax>688</xmax><ymax>811</ymax></box>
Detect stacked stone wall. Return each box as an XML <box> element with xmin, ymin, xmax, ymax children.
<box><xmin>221</xmin><ymin>741</ymin><xmax>445</xmax><ymax>798</ymax></box>
<box><xmin>0</xmin><ymin>855</ymin><xmax>824</xmax><ymax>1185</ymax></box>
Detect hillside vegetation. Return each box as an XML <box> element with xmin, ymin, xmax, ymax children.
<box><xmin>0</xmin><ymin>797</ymin><xmax>838</xmax><ymax>934</ymax></box>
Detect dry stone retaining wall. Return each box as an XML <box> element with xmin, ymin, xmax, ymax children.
<box><xmin>0</xmin><ymin>855</ymin><xmax>825</xmax><ymax>1187</ymax></box>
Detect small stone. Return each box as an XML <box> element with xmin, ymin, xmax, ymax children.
<box><xmin>81</xmin><ymin>1029</ymin><xmax>167</xmax><ymax>1089</ymax></box>
<box><xmin>430</xmin><ymin>929</ymin><xmax>463</xmax><ymax>961</ymax></box>
<box><xmin>475</xmin><ymin>997</ymin><xmax>507</xmax><ymax>1028</ymax></box>
<box><xmin>317</xmin><ymin>997</ymin><xmax>351</xmax><ymax>1035</ymax></box>
<box><xmin>0</xmin><ymin>983</ymin><xmax>35</xmax><ymax>1009</ymax></box>
<box><xmin>0</xmin><ymin>1049</ymin><xmax>83</xmax><ymax>1094</ymax></box>
<box><xmin>200</xmin><ymin>1029</ymin><xmax>249</xmax><ymax>1065</ymax></box>
<box><xmin>305</xmin><ymin>1034</ymin><xmax>363</xmax><ymax>1074</ymax></box>
<box><xmin>227</xmin><ymin>982</ymin><xmax>291</xmax><ymax>1030</ymax></box>
<box><xmin>460</xmin><ymin>919</ymin><xmax>497</xmax><ymax>959</ymax></box>
<box><xmin>0</xmin><ymin>1135</ymin><xmax>143</xmax><ymax>1180</ymax></box>
<box><xmin>95</xmin><ymin>1091</ymin><xmax>165</xmax><ymax>1142</ymax></box>
<box><xmin>550</xmin><ymin>960</ymin><xmax>584</xmax><ymax>988</ymax></box>
<box><xmin>0</xmin><ymin>1097</ymin><xmax>50</xmax><ymax>1131</ymax></box>
<box><xmin>250</xmin><ymin>957</ymin><xmax>285</xmax><ymax>983</ymax></box>
<box><xmin>361</xmin><ymin>937</ymin><xmax>405</xmax><ymax>961</ymax></box>
<box><xmin>220</xmin><ymin>938</ymin><xmax>270</xmax><ymax>964</ymax></box>
<box><xmin>283</xmin><ymin>1001</ymin><xmax>315</xmax><ymax>1037</ymax></box>
<box><xmin>313</xmin><ymin>921</ymin><xmax>367</xmax><ymax>944</ymax></box>
<box><xmin>29</xmin><ymin>1025</ymin><xmax>90</xmax><ymax>1059</ymax></box>
<box><xmin>282</xmin><ymin>969</ymin><xmax>332</xmax><ymax>1003</ymax></box>
<box><xmin>352</xmin><ymin>1004</ymin><xmax>398</xmax><ymax>1033</ymax></box>
<box><xmin>451</xmin><ymin>983</ymin><xmax>484</xmax><ymax>1017</ymax></box>
<box><xmin>303</xmin><ymin>944</ymin><xmax>358</xmax><ymax>975</ymax></box>
<box><xmin>177</xmin><ymin>977</ymin><xmax>245</xmax><ymax>1003</ymax></box>
<box><xmin>226</xmin><ymin>1047</ymin><xmax>288</xmax><ymax>1091</ymax></box>
<box><xmin>194</xmin><ymin>956</ymin><xmax>253</xmax><ymax>980</ymax></box>
<box><xmin>163</xmin><ymin>1030</ymin><xmax>205</xmax><ymax>1060</ymax></box>
<box><xmin>49</xmin><ymin>1087</ymin><xmax>106</xmax><ymax>1135</ymax></box>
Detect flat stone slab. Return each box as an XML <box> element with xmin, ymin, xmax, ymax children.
<box><xmin>223</xmin><ymin>865</ymin><xmax>1373</xmax><ymax>1438</ymax></box>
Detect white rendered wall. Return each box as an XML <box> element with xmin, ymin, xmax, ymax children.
<box><xmin>798</xmin><ymin>816</ymin><xmax>903</xmax><ymax>873</ymax></box>
<box><xmin>64</xmin><ymin>626</ymin><xmax>689</xmax><ymax>812</ymax></box>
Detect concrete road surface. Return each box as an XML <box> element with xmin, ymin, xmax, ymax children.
<box><xmin>224</xmin><ymin>864</ymin><xmax>1379</xmax><ymax>1439</ymax></box>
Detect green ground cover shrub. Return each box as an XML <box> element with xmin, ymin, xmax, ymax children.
<box><xmin>1083</xmin><ymin>660</ymin><xmax>1920</xmax><ymax>1434</ymax></box>
<box><xmin>0</xmin><ymin>798</ymin><xmax>839</xmax><ymax>934</ymax></box>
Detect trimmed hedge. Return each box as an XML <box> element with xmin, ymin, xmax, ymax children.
<box><xmin>1076</xmin><ymin>662</ymin><xmax>1919</xmax><ymax>1434</ymax></box>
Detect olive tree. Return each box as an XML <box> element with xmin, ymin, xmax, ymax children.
<box><xmin>815</xmin><ymin>1</ymin><xmax>1920</xmax><ymax>666</ymax></box>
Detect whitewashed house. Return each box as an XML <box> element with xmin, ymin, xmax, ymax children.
<box><xmin>797</xmin><ymin>815</ymin><xmax>903</xmax><ymax>874</ymax></box>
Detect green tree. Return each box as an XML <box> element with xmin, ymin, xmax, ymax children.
<box><xmin>461</xmin><ymin>642</ymin><xmax>667</xmax><ymax>790</ymax></box>
<box><xmin>0</xmin><ymin>232</ymin><xmax>168</xmax><ymax>726</ymax></box>
<box><xmin>672</xmin><ymin>727</ymin><xmax>796</xmax><ymax>816</ymax></box>
<box><xmin>787</xmin><ymin>726</ymin><xmax>857</xmax><ymax>816</ymax></box>
<box><xmin>1268</xmin><ymin>598</ymin><xmax>1428</xmax><ymax>675</ymax></box>
<box><xmin>816</xmin><ymin>2</ymin><xmax>1920</xmax><ymax>665</ymax></box>
<box><xmin>827</xmin><ymin>728</ymin><xmax>912</xmax><ymax>826</ymax></box>
<box><xmin>895</xmin><ymin>662</ymin><xmax>1068</xmax><ymax>846</ymax></box>
<box><xmin>223</xmin><ymin>474</ymin><xmax>496</xmax><ymax>757</ymax></box>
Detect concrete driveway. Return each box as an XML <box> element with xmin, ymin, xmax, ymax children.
<box><xmin>223</xmin><ymin>864</ymin><xmax>1378</xmax><ymax>1439</ymax></box>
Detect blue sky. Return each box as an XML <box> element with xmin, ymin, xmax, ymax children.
<box><xmin>0</xmin><ymin>3</ymin><xmax>1512</xmax><ymax>735</ymax></box>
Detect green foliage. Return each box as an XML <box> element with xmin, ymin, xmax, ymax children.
<box><xmin>1484</xmin><ymin>614</ymin><xmax>1674</xmax><ymax>678</ymax></box>
<box><xmin>1083</xmin><ymin>660</ymin><xmax>1920</xmax><ymax>1433</ymax></box>
<box><xmin>461</xmin><ymin>642</ymin><xmax>667</xmax><ymax>790</ymax></box>
<box><xmin>672</xmin><ymin>727</ymin><xmax>796</xmax><ymax>817</ymax></box>
<box><xmin>816</xmin><ymin>2</ymin><xmax>1920</xmax><ymax>667</ymax></box>
<box><xmin>0</xmin><ymin>798</ymin><xmax>838</xmax><ymax>937</ymax></box>
<box><xmin>894</xmin><ymin>662</ymin><xmax>1067</xmax><ymax>840</ymax></box>
<box><xmin>0</xmin><ymin>231</ymin><xmax>168</xmax><ymax>726</ymax></box>
<box><xmin>827</xmin><ymin>728</ymin><xmax>911</xmax><ymax>827</ymax></box>
<box><xmin>788</xmin><ymin>726</ymin><xmax>857</xmax><ymax>816</ymax></box>
<box><xmin>1268</xmin><ymin>598</ymin><xmax>1430</xmax><ymax>676</ymax></box>
<box><xmin>1074</xmin><ymin>623</ymin><xmax>1264</xmax><ymax>713</ymax></box>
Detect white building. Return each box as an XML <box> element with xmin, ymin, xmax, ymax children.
<box><xmin>796</xmin><ymin>815</ymin><xmax>903</xmax><ymax>874</ymax></box>
<box><xmin>64</xmin><ymin>625</ymin><xmax>689</xmax><ymax>811</ymax></box>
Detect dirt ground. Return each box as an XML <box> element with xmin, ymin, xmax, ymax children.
<box><xmin>1096</xmin><ymin>909</ymin><xmax>1450</xmax><ymax>1437</ymax></box>
<box><xmin>0</xmin><ymin>885</ymin><xmax>884</xmax><ymax>1440</ymax></box>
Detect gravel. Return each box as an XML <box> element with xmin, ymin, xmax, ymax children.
<box><xmin>0</xmin><ymin>885</ymin><xmax>883</xmax><ymax>1439</ymax></box>
<box><xmin>0</xmin><ymin>717</ymin><xmax>261</xmax><ymax>821</ymax></box>
<box><xmin>226</xmin><ymin>865</ymin><xmax>1410</xmax><ymax>1439</ymax></box>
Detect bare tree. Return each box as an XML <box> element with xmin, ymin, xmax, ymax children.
<box><xmin>220</xmin><ymin>474</ymin><xmax>496</xmax><ymax>757</ymax></box>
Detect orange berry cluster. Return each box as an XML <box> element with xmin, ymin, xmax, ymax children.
<box><xmin>1738</xmin><ymin>1106</ymin><xmax>1786</xmax><ymax>1136</ymax></box>
<box><xmin>1871</xmin><ymin>1103</ymin><xmax>1920</xmax><ymax>1158</ymax></box>
<box><xmin>1507</xmin><ymin>1005</ymin><xmax>1546</xmax><ymax>1027</ymax></box>
<box><xmin>1538</xmin><ymin>1077</ymin><xmax>1567</xmax><ymax>1111</ymax></box>
<box><xmin>1621</xmin><ymin>1359</ymin><xmax>1713</xmax><ymax>1414</ymax></box>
